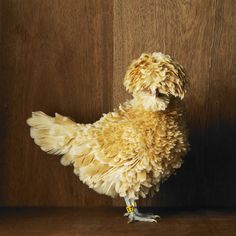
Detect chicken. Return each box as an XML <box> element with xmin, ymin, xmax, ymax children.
<box><xmin>27</xmin><ymin>52</ymin><xmax>189</xmax><ymax>223</ymax></box>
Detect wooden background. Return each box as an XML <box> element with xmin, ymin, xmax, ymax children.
<box><xmin>0</xmin><ymin>0</ymin><xmax>235</xmax><ymax>207</ymax></box>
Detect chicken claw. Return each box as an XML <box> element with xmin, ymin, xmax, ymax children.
<box><xmin>124</xmin><ymin>197</ymin><xmax>160</xmax><ymax>223</ymax></box>
<box><xmin>127</xmin><ymin>212</ymin><xmax>159</xmax><ymax>223</ymax></box>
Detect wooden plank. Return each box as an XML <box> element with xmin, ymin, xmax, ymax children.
<box><xmin>0</xmin><ymin>208</ymin><xmax>235</xmax><ymax>236</ymax></box>
<box><xmin>0</xmin><ymin>0</ymin><xmax>113</xmax><ymax>206</ymax></box>
<box><xmin>113</xmin><ymin>0</ymin><xmax>236</xmax><ymax>207</ymax></box>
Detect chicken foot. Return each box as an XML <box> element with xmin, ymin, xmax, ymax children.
<box><xmin>124</xmin><ymin>197</ymin><xmax>160</xmax><ymax>223</ymax></box>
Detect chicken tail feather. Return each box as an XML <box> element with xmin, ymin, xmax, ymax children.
<box><xmin>26</xmin><ymin>111</ymin><xmax>78</xmax><ymax>155</ymax></box>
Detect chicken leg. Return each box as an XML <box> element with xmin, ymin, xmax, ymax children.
<box><xmin>124</xmin><ymin>197</ymin><xmax>160</xmax><ymax>223</ymax></box>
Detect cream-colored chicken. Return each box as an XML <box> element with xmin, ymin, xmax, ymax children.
<box><xmin>27</xmin><ymin>52</ymin><xmax>189</xmax><ymax>223</ymax></box>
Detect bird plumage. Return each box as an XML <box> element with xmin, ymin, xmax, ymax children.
<box><xmin>27</xmin><ymin>52</ymin><xmax>189</xmax><ymax>221</ymax></box>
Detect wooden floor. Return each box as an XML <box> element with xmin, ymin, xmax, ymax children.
<box><xmin>0</xmin><ymin>208</ymin><xmax>235</xmax><ymax>236</ymax></box>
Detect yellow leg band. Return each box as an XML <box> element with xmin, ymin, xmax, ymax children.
<box><xmin>126</xmin><ymin>206</ymin><xmax>134</xmax><ymax>213</ymax></box>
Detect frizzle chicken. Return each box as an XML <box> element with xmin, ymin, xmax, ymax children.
<box><xmin>27</xmin><ymin>52</ymin><xmax>189</xmax><ymax>223</ymax></box>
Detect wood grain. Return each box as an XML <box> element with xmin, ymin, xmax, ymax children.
<box><xmin>113</xmin><ymin>0</ymin><xmax>236</xmax><ymax>207</ymax></box>
<box><xmin>0</xmin><ymin>208</ymin><xmax>236</xmax><ymax>236</ymax></box>
<box><xmin>0</xmin><ymin>0</ymin><xmax>236</xmax><ymax>207</ymax></box>
<box><xmin>0</xmin><ymin>0</ymin><xmax>113</xmax><ymax>206</ymax></box>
